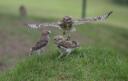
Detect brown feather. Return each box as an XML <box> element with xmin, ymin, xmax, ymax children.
<box><xmin>31</xmin><ymin>39</ymin><xmax>48</xmax><ymax>51</ymax></box>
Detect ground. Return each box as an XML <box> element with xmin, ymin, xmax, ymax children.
<box><xmin>0</xmin><ymin>0</ymin><xmax>128</xmax><ymax>81</ymax></box>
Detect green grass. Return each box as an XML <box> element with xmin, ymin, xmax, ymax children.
<box><xmin>77</xmin><ymin>24</ymin><xmax>128</xmax><ymax>55</ymax></box>
<box><xmin>0</xmin><ymin>0</ymin><xmax>128</xmax><ymax>81</ymax></box>
<box><xmin>0</xmin><ymin>10</ymin><xmax>128</xmax><ymax>81</ymax></box>
<box><xmin>0</xmin><ymin>0</ymin><xmax>128</xmax><ymax>28</ymax></box>
<box><xmin>0</xmin><ymin>47</ymin><xmax>128</xmax><ymax>81</ymax></box>
<box><xmin>0</xmin><ymin>16</ymin><xmax>128</xmax><ymax>80</ymax></box>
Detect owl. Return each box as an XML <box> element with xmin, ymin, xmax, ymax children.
<box><xmin>54</xmin><ymin>35</ymin><xmax>79</xmax><ymax>58</ymax></box>
<box><xmin>26</xmin><ymin>11</ymin><xmax>113</xmax><ymax>40</ymax></box>
<box><xmin>30</xmin><ymin>30</ymin><xmax>51</xmax><ymax>55</ymax></box>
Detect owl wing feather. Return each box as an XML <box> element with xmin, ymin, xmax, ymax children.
<box><xmin>32</xmin><ymin>40</ymin><xmax>48</xmax><ymax>50</ymax></box>
<box><xmin>73</xmin><ymin>11</ymin><xmax>113</xmax><ymax>26</ymax></box>
<box><xmin>26</xmin><ymin>21</ymin><xmax>60</xmax><ymax>29</ymax></box>
<box><xmin>58</xmin><ymin>41</ymin><xmax>77</xmax><ymax>48</ymax></box>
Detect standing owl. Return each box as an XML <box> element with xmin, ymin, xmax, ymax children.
<box><xmin>54</xmin><ymin>35</ymin><xmax>79</xmax><ymax>58</ymax></box>
<box><xmin>30</xmin><ymin>30</ymin><xmax>51</xmax><ymax>55</ymax></box>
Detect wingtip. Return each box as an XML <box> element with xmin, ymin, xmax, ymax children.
<box><xmin>107</xmin><ymin>11</ymin><xmax>113</xmax><ymax>18</ymax></box>
<box><xmin>108</xmin><ymin>11</ymin><xmax>113</xmax><ymax>15</ymax></box>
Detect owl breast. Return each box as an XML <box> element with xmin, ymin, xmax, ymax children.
<box><xmin>59</xmin><ymin>22</ymin><xmax>73</xmax><ymax>30</ymax></box>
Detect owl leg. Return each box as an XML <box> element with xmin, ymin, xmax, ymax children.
<box><xmin>63</xmin><ymin>30</ymin><xmax>70</xmax><ymax>40</ymax></box>
<box><xmin>58</xmin><ymin>49</ymin><xmax>66</xmax><ymax>59</ymax></box>
<box><xmin>66</xmin><ymin>49</ymin><xmax>72</xmax><ymax>56</ymax></box>
<box><xmin>37</xmin><ymin>50</ymin><xmax>41</xmax><ymax>55</ymax></box>
<box><xmin>29</xmin><ymin>48</ymin><xmax>33</xmax><ymax>56</ymax></box>
<box><xmin>62</xmin><ymin>31</ymin><xmax>66</xmax><ymax>39</ymax></box>
<box><xmin>41</xmin><ymin>48</ymin><xmax>45</xmax><ymax>53</ymax></box>
<box><xmin>63</xmin><ymin>31</ymin><xmax>66</xmax><ymax>35</ymax></box>
<box><xmin>67</xmin><ymin>31</ymin><xmax>71</xmax><ymax>40</ymax></box>
<box><xmin>58</xmin><ymin>53</ymin><xmax>64</xmax><ymax>59</ymax></box>
<box><xmin>66</xmin><ymin>52</ymin><xmax>71</xmax><ymax>57</ymax></box>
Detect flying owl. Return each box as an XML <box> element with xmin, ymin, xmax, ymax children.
<box><xmin>26</xmin><ymin>11</ymin><xmax>113</xmax><ymax>39</ymax></box>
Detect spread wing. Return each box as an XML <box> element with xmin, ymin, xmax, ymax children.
<box><xmin>25</xmin><ymin>21</ymin><xmax>60</xmax><ymax>29</ymax></box>
<box><xmin>73</xmin><ymin>11</ymin><xmax>113</xmax><ymax>26</ymax></box>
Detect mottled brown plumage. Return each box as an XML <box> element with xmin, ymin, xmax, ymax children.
<box><xmin>54</xmin><ymin>35</ymin><xmax>79</xmax><ymax>58</ymax></box>
<box><xmin>59</xmin><ymin>16</ymin><xmax>73</xmax><ymax>35</ymax></box>
<box><xmin>27</xmin><ymin>11</ymin><xmax>113</xmax><ymax>39</ymax></box>
<box><xmin>30</xmin><ymin>30</ymin><xmax>51</xmax><ymax>55</ymax></box>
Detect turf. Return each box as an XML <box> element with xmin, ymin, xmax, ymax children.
<box><xmin>0</xmin><ymin>17</ymin><xmax>128</xmax><ymax>81</ymax></box>
<box><xmin>0</xmin><ymin>47</ymin><xmax>128</xmax><ymax>81</ymax></box>
<box><xmin>0</xmin><ymin>0</ymin><xmax>128</xmax><ymax>81</ymax></box>
<box><xmin>0</xmin><ymin>0</ymin><xmax>128</xmax><ymax>28</ymax></box>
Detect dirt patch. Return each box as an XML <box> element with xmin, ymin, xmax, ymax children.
<box><xmin>0</xmin><ymin>29</ymin><xmax>32</xmax><ymax>72</ymax></box>
<box><xmin>0</xmin><ymin>18</ymin><xmax>94</xmax><ymax>72</ymax></box>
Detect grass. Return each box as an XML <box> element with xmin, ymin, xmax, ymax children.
<box><xmin>0</xmin><ymin>0</ymin><xmax>128</xmax><ymax>28</ymax></box>
<box><xmin>77</xmin><ymin>24</ymin><xmax>128</xmax><ymax>55</ymax></box>
<box><xmin>0</xmin><ymin>47</ymin><xmax>128</xmax><ymax>81</ymax></box>
<box><xmin>0</xmin><ymin>0</ymin><xmax>128</xmax><ymax>81</ymax></box>
<box><xmin>0</xmin><ymin>16</ymin><xmax>128</xmax><ymax>80</ymax></box>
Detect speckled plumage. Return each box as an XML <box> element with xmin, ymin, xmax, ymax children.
<box><xmin>54</xmin><ymin>35</ymin><xmax>79</xmax><ymax>58</ymax></box>
<box><xmin>30</xmin><ymin>30</ymin><xmax>51</xmax><ymax>55</ymax></box>
<box><xmin>26</xmin><ymin>11</ymin><xmax>112</xmax><ymax>40</ymax></box>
